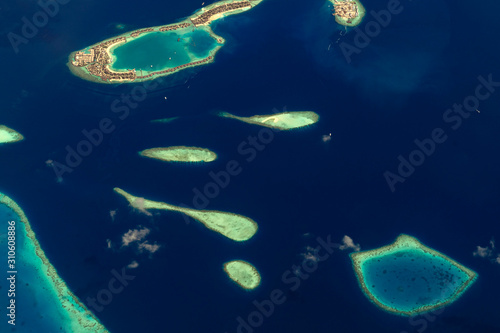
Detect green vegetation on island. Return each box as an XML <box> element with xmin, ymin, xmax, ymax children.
<box><xmin>350</xmin><ymin>234</ymin><xmax>478</xmax><ymax>316</ymax></box>
<box><xmin>223</xmin><ymin>260</ymin><xmax>261</xmax><ymax>290</ymax></box>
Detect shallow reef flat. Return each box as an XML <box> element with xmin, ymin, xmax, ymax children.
<box><xmin>350</xmin><ymin>234</ymin><xmax>477</xmax><ymax>316</ymax></box>
<box><xmin>218</xmin><ymin>111</ymin><xmax>319</xmax><ymax>130</ymax></box>
<box><xmin>114</xmin><ymin>188</ymin><xmax>258</xmax><ymax>242</ymax></box>
<box><xmin>0</xmin><ymin>192</ymin><xmax>108</xmax><ymax>332</ymax></box>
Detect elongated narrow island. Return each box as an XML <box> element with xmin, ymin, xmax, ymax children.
<box><xmin>0</xmin><ymin>192</ymin><xmax>108</xmax><ymax>332</ymax></box>
<box><xmin>139</xmin><ymin>146</ymin><xmax>217</xmax><ymax>163</ymax></box>
<box><xmin>114</xmin><ymin>188</ymin><xmax>258</xmax><ymax>242</ymax></box>
<box><xmin>68</xmin><ymin>0</ymin><xmax>264</xmax><ymax>83</ymax></box>
<box><xmin>219</xmin><ymin>111</ymin><xmax>319</xmax><ymax>130</ymax></box>
<box><xmin>329</xmin><ymin>0</ymin><xmax>365</xmax><ymax>27</ymax></box>
<box><xmin>150</xmin><ymin>116</ymin><xmax>180</xmax><ymax>124</ymax></box>
<box><xmin>350</xmin><ymin>234</ymin><xmax>477</xmax><ymax>316</ymax></box>
<box><xmin>0</xmin><ymin>125</ymin><xmax>24</xmax><ymax>144</ymax></box>
<box><xmin>224</xmin><ymin>260</ymin><xmax>261</xmax><ymax>290</ymax></box>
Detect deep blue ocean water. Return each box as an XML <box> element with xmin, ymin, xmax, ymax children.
<box><xmin>1</xmin><ymin>0</ymin><xmax>500</xmax><ymax>332</ymax></box>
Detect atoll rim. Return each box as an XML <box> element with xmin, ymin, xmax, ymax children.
<box><xmin>67</xmin><ymin>0</ymin><xmax>265</xmax><ymax>83</ymax></box>
<box><xmin>0</xmin><ymin>192</ymin><xmax>109</xmax><ymax>332</ymax></box>
<box><xmin>350</xmin><ymin>234</ymin><xmax>477</xmax><ymax>316</ymax></box>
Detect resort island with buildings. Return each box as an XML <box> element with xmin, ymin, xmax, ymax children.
<box><xmin>330</xmin><ymin>0</ymin><xmax>365</xmax><ymax>27</ymax></box>
<box><xmin>68</xmin><ymin>0</ymin><xmax>264</xmax><ymax>83</ymax></box>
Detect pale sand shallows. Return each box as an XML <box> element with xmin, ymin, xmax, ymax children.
<box><xmin>114</xmin><ymin>188</ymin><xmax>258</xmax><ymax>242</ymax></box>
<box><xmin>0</xmin><ymin>125</ymin><xmax>24</xmax><ymax>144</ymax></box>
<box><xmin>223</xmin><ymin>260</ymin><xmax>261</xmax><ymax>290</ymax></box>
<box><xmin>139</xmin><ymin>146</ymin><xmax>217</xmax><ymax>163</ymax></box>
<box><xmin>218</xmin><ymin>111</ymin><xmax>320</xmax><ymax>130</ymax></box>
<box><xmin>0</xmin><ymin>192</ymin><xmax>109</xmax><ymax>332</ymax></box>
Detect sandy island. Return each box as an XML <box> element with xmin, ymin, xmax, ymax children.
<box><xmin>223</xmin><ymin>260</ymin><xmax>261</xmax><ymax>290</ymax></box>
<box><xmin>0</xmin><ymin>125</ymin><xmax>24</xmax><ymax>144</ymax></box>
<box><xmin>139</xmin><ymin>146</ymin><xmax>217</xmax><ymax>163</ymax></box>
<box><xmin>114</xmin><ymin>188</ymin><xmax>258</xmax><ymax>242</ymax></box>
<box><xmin>218</xmin><ymin>111</ymin><xmax>320</xmax><ymax>130</ymax></box>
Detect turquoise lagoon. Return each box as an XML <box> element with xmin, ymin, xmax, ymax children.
<box><xmin>361</xmin><ymin>249</ymin><xmax>470</xmax><ymax>313</ymax></box>
<box><xmin>110</xmin><ymin>29</ymin><xmax>220</xmax><ymax>72</ymax></box>
<box><xmin>0</xmin><ymin>192</ymin><xmax>108</xmax><ymax>332</ymax></box>
<box><xmin>351</xmin><ymin>235</ymin><xmax>477</xmax><ymax>316</ymax></box>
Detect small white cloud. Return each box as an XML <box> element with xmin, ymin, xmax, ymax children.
<box><xmin>339</xmin><ymin>235</ymin><xmax>361</xmax><ymax>252</ymax></box>
<box><xmin>473</xmin><ymin>238</ymin><xmax>500</xmax><ymax>265</ymax></box>
<box><xmin>106</xmin><ymin>239</ymin><xmax>112</xmax><ymax>249</ymax></box>
<box><xmin>473</xmin><ymin>245</ymin><xmax>492</xmax><ymax>258</ymax></box>
<box><xmin>138</xmin><ymin>241</ymin><xmax>161</xmax><ymax>254</ymax></box>
<box><xmin>131</xmin><ymin>197</ymin><xmax>152</xmax><ymax>216</ymax></box>
<box><xmin>127</xmin><ymin>260</ymin><xmax>139</xmax><ymax>269</ymax></box>
<box><xmin>122</xmin><ymin>227</ymin><xmax>150</xmax><ymax>247</ymax></box>
<box><xmin>110</xmin><ymin>209</ymin><xmax>117</xmax><ymax>222</ymax></box>
<box><xmin>300</xmin><ymin>246</ymin><xmax>320</xmax><ymax>262</ymax></box>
